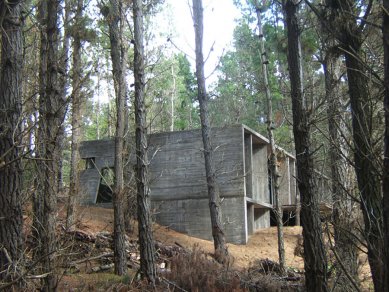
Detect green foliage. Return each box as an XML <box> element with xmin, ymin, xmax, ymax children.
<box><xmin>83</xmin><ymin>99</ymin><xmax>116</xmax><ymax>140</ymax></box>
<box><xmin>146</xmin><ymin>53</ymin><xmax>199</xmax><ymax>132</ymax></box>
<box><xmin>211</xmin><ymin>16</ymin><xmax>292</xmax><ymax>150</ymax></box>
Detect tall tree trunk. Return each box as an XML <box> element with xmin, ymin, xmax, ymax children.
<box><xmin>66</xmin><ymin>0</ymin><xmax>83</xmax><ymax>231</ymax></box>
<box><xmin>323</xmin><ymin>47</ymin><xmax>359</xmax><ymax>291</ymax></box>
<box><xmin>382</xmin><ymin>1</ymin><xmax>389</xmax><ymax>290</ymax></box>
<box><xmin>344</xmin><ymin>43</ymin><xmax>383</xmax><ymax>292</ymax></box>
<box><xmin>192</xmin><ymin>0</ymin><xmax>228</xmax><ymax>259</ymax></box>
<box><xmin>32</xmin><ymin>0</ymin><xmax>47</xmax><ymax>268</ymax></box>
<box><xmin>34</xmin><ymin>0</ymin><xmax>63</xmax><ymax>289</ymax></box>
<box><xmin>329</xmin><ymin>2</ymin><xmax>384</xmax><ymax>289</ymax></box>
<box><xmin>133</xmin><ymin>0</ymin><xmax>156</xmax><ymax>283</ymax></box>
<box><xmin>56</xmin><ymin>0</ymin><xmax>71</xmax><ymax>193</ymax></box>
<box><xmin>305</xmin><ymin>0</ymin><xmax>384</xmax><ymax>289</ymax></box>
<box><xmin>0</xmin><ymin>0</ymin><xmax>24</xmax><ymax>285</ymax></box>
<box><xmin>253</xmin><ymin>1</ymin><xmax>285</xmax><ymax>274</ymax></box>
<box><xmin>305</xmin><ymin>2</ymin><xmax>384</xmax><ymax>289</ymax></box>
<box><xmin>102</xmin><ymin>0</ymin><xmax>127</xmax><ymax>275</ymax></box>
<box><xmin>283</xmin><ymin>1</ymin><xmax>328</xmax><ymax>291</ymax></box>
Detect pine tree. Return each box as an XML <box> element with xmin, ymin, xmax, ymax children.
<box><xmin>0</xmin><ymin>0</ymin><xmax>25</xmax><ymax>286</ymax></box>
<box><xmin>283</xmin><ymin>1</ymin><xmax>328</xmax><ymax>290</ymax></box>
<box><xmin>192</xmin><ymin>0</ymin><xmax>228</xmax><ymax>259</ymax></box>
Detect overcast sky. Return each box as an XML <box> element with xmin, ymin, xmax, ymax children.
<box><xmin>165</xmin><ymin>0</ymin><xmax>241</xmax><ymax>80</ymax></box>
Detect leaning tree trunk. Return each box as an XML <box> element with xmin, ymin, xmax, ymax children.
<box><xmin>192</xmin><ymin>0</ymin><xmax>228</xmax><ymax>259</ymax></box>
<box><xmin>102</xmin><ymin>0</ymin><xmax>128</xmax><ymax>275</ymax></box>
<box><xmin>323</xmin><ymin>47</ymin><xmax>359</xmax><ymax>291</ymax></box>
<box><xmin>329</xmin><ymin>3</ymin><xmax>384</xmax><ymax>288</ymax></box>
<box><xmin>66</xmin><ymin>0</ymin><xmax>83</xmax><ymax>231</ymax></box>
<box><xmin>0</xmin><ymin>0</ymin><xmax>24</xmax><ymax>286</ymax></box>
<box><xmin>253</xmin><ymin>1</ymin><xmax>285</xmax><ymax>274</ymax></box>
<box><xmin>305</xmin><ymin>0</ymin><xmax>384</xmax><ymax>289</ymax></box>
<box><xmin>133</xmin><ymin>0</ymin><xmax>156</xmax><ymax>283</ymax></box>
<box><xmin>382</xmin><ymin>1</ymin><xmax>389</xmax><ymax>290</ymax></box>
<box><xmin>283</xmin><ymin>1</ymin><xmax>328</xmax><ymax>291</ymax></box>
<box><xmin>344</xmin><ymin>43</ymin><xmax>383</xmax><ymax>292</ymax></box>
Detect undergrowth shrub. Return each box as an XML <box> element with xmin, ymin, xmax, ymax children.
<box><xmin>241</xmin><ymin>259</ymin><xmax>303</xmax><ymax>291</ymax></box>
<box><xmin>166</xmin><ymin>244</ymin><xmax>243</xmax><ymax>292</ymax></box>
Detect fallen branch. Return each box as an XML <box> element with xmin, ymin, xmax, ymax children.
<box><xmin>90</xmin><ymin>263</ymin><xmax>114</xmax><ymax>273</ymax></box>
<box><xmin>161</xmin><ymin>277</ymin><xmax>188</xmax><ymax>292</ymax></box>
<box><xmin>68</xmin><ymin>252</ymin><xmax>113</xmax><ymax>266</ymax></box>
<box><xmin>25</xmin><ymin>272</ymin><xmax>51</xmax><ymax>279</ymax></box>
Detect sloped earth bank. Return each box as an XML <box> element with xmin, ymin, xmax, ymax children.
<box><xmin>67</xmin><ymin>206</ymin><xmax>304</xmax><ymax>268</ymax></box>
<box><xmin>53</xmin><ymin>206</ymin><xmax>371</xmax><ymax>291</ymax></box>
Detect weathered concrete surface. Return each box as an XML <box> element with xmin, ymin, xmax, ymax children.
<box><xmin>79</xmin><ymin>169</ymin><xmax>101</xmax><ymax>204</ymax></box>
<box><xmin>78</xmin><ymin>125</ymin><xmax>298</xmax><ymax>244</ymax></box>
<box><xmin>148</xmin><ymin>126</ymin><xmax>248</xmax><ymax>243</ymax></box>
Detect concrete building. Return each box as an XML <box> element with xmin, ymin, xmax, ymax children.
<box><xmin>79</xmin><ymin>125</ymin><xmax>298</xmax><ymax>244</ymax></box>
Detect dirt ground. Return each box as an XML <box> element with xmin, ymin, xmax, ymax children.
<box><xmin>75</xmin><ymin>205</ymin><xmax>304</xmax><ymax>270</ymax></box>
<box><xmin>56</xmin><ymin>205</ymin><xmax>372</xmax><ymax>290</ymax></box>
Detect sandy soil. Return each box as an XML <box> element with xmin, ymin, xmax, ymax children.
<box><xmin>54</xmin><ymin>205</ymin><xmax>374</xmax><ymax>290</ymax></box>
<box><xmin>75</xmin><ymin>206</ymin><xmax>304</xmax><ymax>270</ymax></box>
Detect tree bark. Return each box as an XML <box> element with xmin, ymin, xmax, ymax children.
<box><xmin>0</xmin><ymin>0</ymin><xmax>24</xmax><ymax>285</ymax></box>
<box><xmin>55</xmin><ymin>0</ymin><xmax>71</xmax><ymax>193</ymax></box>
<box><xmin>133</xmin><ymin>0</ymin><xmax>156</xmax><ymax>283</ymax></box>
<box><xmin>253</xmin><ymin>1</ymin><xmax>285</xmax><ymax>274</ymax></box>
<box><xmin>325</xmin><ymin>2</ymin><xmax>384</xmax><ymax>290</ymax></box>
<box><xmin>345</xmin><ymin>42</ymin><xmax>383</xmax><ymax>292</ymax></box>
<box><xmin>66</xmin><ymin>0</ymin><xmax>83</xmax><ymax>231</ymax></box>
<box><xmin>305</xmin><ymin>0</ymin><xmax>384</xmax><ymax>289</ymax></box>
<box><xmin>382</xmin><ymin>1</ymin><xmax>389</xmax><ymax>290</ymax></box>
<box><xmin>102</xmin><ymin>0</ymin><xmax>128</xmax><ymax>275</ymax></box>
<box><xmin>192</xmin><ymin>0</ymin><xmax>228</xmax><ymax>259</ymax></box>
<box><xmin>323</xmin><ymin>46</ymin><xmax>359</xmax><ymax>291</ymax></box>
<box><xmin>33</xmin><ymin>0</ymin><xmax>64</xmax><ymax>289</ymax></box>
<box><xmin>283</xmin><ymin>1</ymin><xmax>328</xmax><ymax>291</ymax></box>
<box><xmin>32</xmin><ymin>0</ymin><xmax>47</xmax><ymax>271</ymax></box>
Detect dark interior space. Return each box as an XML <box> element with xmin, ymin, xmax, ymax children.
<box><xmin>96</xmin><ymin>168</ymin><xmax>114</xmax><ymax>203</ymax></box>
<box><xmin>270</xmin><ymin>210</ymin><xmax>297</xmax><ymax>226</ymax></box>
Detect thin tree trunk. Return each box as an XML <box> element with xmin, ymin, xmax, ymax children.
<box><xmin>55</xmin><ymin>0</ymin><xmax>71</xmax><ymax>193</ymax></box>
<box><xmin>343</xmin><ymin>39</ymin><xmax>383</xmax><ymax>292</ymax></box>
<box><xmin>0</xmin><ymin>0</ymin><xmax>24</xmax><ymax>285</ymax></box>
<box><xmin>383</xmin><ymin>1</ymin><xmax>389</xmax><ymax>291</ymax></box>
<box><xmin>283</xmin><ymin>1</ymin><xmax>328</xmax><ymax>291</ymax></box>
<box><xmin>305</xmin><ymin>1</ymin><xmax>385</xmax><ymax>288</ymax></box>
<box><xmin>303</xmin><ymin>0</ymin><xmax>385</xmax><ymax>289</ymax></box>
<box><xmin>102</xmin><ymin>0</ymin><xmax>128</xmax><ymax>275</ymax></box>
<box><xmin>323</xmin><ymin>47</ymin><xmax>359</xmax><ymax>291</ymax></box>
<box><xmin>66</xmin><ymin>0</ymin><xmax>83</xmax><ymax>231</ymax></box>
<box><xmin>133</xmin><ymin>0</ymin><xmax>156</xmax><ymax>283</ymax></box>
<box><xmin>253</xmin><ymin>1</ymin><xmax>285</xmax><ymax>275</ymax></box>
<box><xmin>192</xmin><ymin>0</ymin><xmax>228</xmax><ymax>259</ymax></box>
<box><xmin>171</xmin><ymin>65</ymin><xmax>176</xmax><ymax>132</ymax></box>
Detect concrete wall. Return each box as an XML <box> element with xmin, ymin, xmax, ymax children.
<box><xmin>148</xmin><ymin>126</ymin><xmax>244</xmax><ymax>201</ymax></box>
<box><xmin>79</xmin><ymin>140</ymin><xmax>115</xmax><ymax>204</ymax></box>
<box><xmin>78</xmin><ymin>125</ymin><xmax>298</xmax><ymax>244</ymax></box>
<box><xmin>242</xmin><ymin>127</ymin><xmax>272</xmax><ymax>233</ymax></box>
<box><xmin>79</xmin><ymin>139</ymin><xmax>115</xmax><ymax>169</ymax></box>
<box><xmin>279</xmin><ymin>155</ymin><xmax>298</xmax><ymax>207</ymax></box>
<box><xmin>148</xmin><ymin>126</ymin><xmax>248</xmax><ymax>244</ymax></box>
<box><xmin>154</xmin><ymin>197</ymin><xmax>247</xmax><ymax>244</ymax></box>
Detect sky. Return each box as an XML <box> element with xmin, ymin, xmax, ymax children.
<box><xmin>94</xmin><ymin>1</ymin><xmax>242</xmax><ymax>104</ymax></box>
<box><xmin>165</xmin><ymin>0</ymin><xmax>241</xmax><ymax>80</ymax></box>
